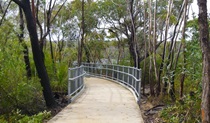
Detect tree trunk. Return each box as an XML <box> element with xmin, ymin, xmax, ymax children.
<box><xmin>127</xmin><ymin>0</ymin><xmax>140</xmax><ymax>68</ymax></box>
<box><xmin>84</xmin><ymin>43</ymin><xmax>90</xmax><ymax>63</ymax></box>
<box><xmin>180</xmin><ymin>0</ymin><xmax>188</xmax><ymax>98</ymax></box>
<box><xmin>142</xmin><ymin>1</ymin><xmax>147</xmax><ymax>95</ymax></box>
<box><xmin>148</xmin><ymin>0</ymin><xmax>155</xmax><ymax>96</ymax></box>
<box><xmin>18</xmin><ymin>7</ymin><xmax>32</xmax><ymax>79</ymax></box>
<box><xmin>78</xmin><ymin>0</ymin><xmax>85</xmax><ymax>66</ymax></box>
<box><xmin>198</xmin><ymin>0</ymin><xmax>210</xmax><ymax>122</ymax></box>
<box><xmin>13</xmin><ymin>0</ymin><xmax>57</xmax><ymax>108</ymax></box>
<box><xmin>152</xmin><ymin>0</ymin><xmax>158</xmax><ymax>82</ymax></box>
<box><xmin>159</xmin><ymin>0</ymin><xmax>173</xmax><ymax>94</ymax></box>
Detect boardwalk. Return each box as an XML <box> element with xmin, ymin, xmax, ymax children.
<box><xmin>48</xmin><ymin>77</ymin><xmax>144</xmax><ymax>123</ymax></box>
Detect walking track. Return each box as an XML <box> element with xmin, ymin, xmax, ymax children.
<box><xmin>48</xmin><ymin>77</ymin><xmax>144</xmax><ymax>123</ymax></box>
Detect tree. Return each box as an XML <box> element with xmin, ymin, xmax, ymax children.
<box><xmin>197</xmin><ymin>0</ymin><xmax>210</xmax><ymax>122</ymax></box>
<box><xmin>18</xmin><ymin>7</ymin><xmax>32</xmax><ymax>79</ymax></box>
<box><xmin>179</xmin><ymin>0</ymin><xmax>188</xmax><ymax>98</ymax></box>
<box><xmin>12</xmin><ymin>0</ymin><xmax>57</xmax><ymax>108</ymax></box>
<box><xmin>36</xmin><ymin>0</ymin><xmax>67</xmax><ymax>61</ymax></box>
<box><xmin>78</xmin><ymin>0</ymin><xmax>85</xmax><ymax>66</ymax></box>
<box><xmin>69</xmin><ymin>0</ymin><xmax>100</xmax><ymax>63</ymax></box>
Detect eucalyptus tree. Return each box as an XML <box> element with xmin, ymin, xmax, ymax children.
<box><xmin>65</xmin><ymin>0</ymin><xmax>100</xmax><ymax>63</ymax></box>
<box><xmin>78</xmin><ymin>0</ymin><xmax>84</xmax><ymax>66</ymax></box>
<box><xmin>97</xmin><ymin>0</ymin><xmax>142</xmax><ymax>68</ymax></box>
<box><xmin>35</xmin><ymin>0</ymin><xmax>67</xmax><ymax>58</ymax></box>
<box><xmin>97</xmin><ymin>0</ymin><xmax>166</xmax><ymax>69</ymax></box>
<box><xmin>18</xmin><ymin>7</ymin><xmax>32</xmax><ymax>78</ymax></box>
<box><xmin>0</xmin><ymin>0</ymin><xmax>12</xmax><ymax>26</ymax></box>
<box><xmin>197</xmin><ymin>0</ymin><xmax>210</xmax><ymax>122</ymax></box>
<box><xmin>178</xmin><ymin>0</ymin><xmax>189</xmax><ymax>98</ymax></box>
<box><xmin>11</xmin><ymin>0</ymin><xmax>57</xmax><ymax>108</ymax></box>
<box><xmin>145</xmin><ymin>0</ymin><xmax>193</xmax><ymax>99</ymax></box>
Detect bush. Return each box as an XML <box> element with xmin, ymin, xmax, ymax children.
<box><xmin>160</xmin><ymin>91</ymin><xmax>201</xmax><ymax>122</ymax></box>
<box><xmin>0</xmin><ymin>29</ymin><xmax>45</xmax><ymax>115</ymax></box>
<box><xmin>0</xmin><ymin>110</ymin><xmax>51</xmax><ymax>123</ymax></box>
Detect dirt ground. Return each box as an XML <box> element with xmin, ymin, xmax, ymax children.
<box><xmin>139</xmin><ymin>86</ymin><xmax>165</xmax><ymax>123</ymax></box>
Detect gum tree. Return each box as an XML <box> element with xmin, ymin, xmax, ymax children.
<box><xmin>197</xmin><ymin>0</ymin><xmax>210</xmax><ymax>122</ymax></box>
<box><xmin>12</xmin><ymin>0</ymin><xmax>57</xmax><ymax>108</ymax></box>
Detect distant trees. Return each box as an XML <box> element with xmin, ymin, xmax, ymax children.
<box><xmin>97</xmin><ymin>0</ymin><xmax>142</xmax><ymax>67</ymax></box>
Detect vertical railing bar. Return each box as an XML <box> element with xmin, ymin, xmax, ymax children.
<box><xmin>132</xmin><ymin>67</ymin><xmax>134</xmax><ymax>88</ymax></box>
<box><xmin>112</xmin><ymin>65</ymin><xmax>114</xmax><ymax>80</ymax></box>
<box><xmin>100</xmin><ymin>63</ymin><xmax>102</xmax><ymax>78</ymax></box>
<box><xmin>135</xmin><ymin>68</ymin><xmax>137</xmax><ymax>92</ymax></box>
<box><xmin>82</xmin><ymin>65</ymin><xmax>84</xmax><ymax>86</ymax></box>
<box><xmin>138</xmin><ymin>69</ymin><xmax>142</xmax><ymax>104</ymax></box>
<box><xmin>95</xmin><ymin>63</ymin><xmax>96</xmax><ymax>76</ymax></box>
<box><xmin>106</xmin><ymin>64</ymin><xmax>107</xmax><ymax>78</ymax></box>
<box><xmin>75</xmin><ymin>68</ymin><xmax>78</xmax><ymax>91</ymax></box>
<box><xmin>68</xmin><ymin>69</ymin><xmax>71</xmax><ymax>96</ymax></box>
<box><xmin>122</xmin><ymin>66</ymin><xmax>124</xmax><ymax>83</ymax></box>
<box><xmin>127</xmin><ymin>67</ymin><xmax>129</xmax><ymax>84</ymax></box>
<box><xmin>80</xmin><ymin>66</ymin><xmax>82</xmax><ymax>87</ymax></box>
<box><xmin>117</xmin><ymin>66</ymin><xmax>118</xmax><ymax>81</ymax></box>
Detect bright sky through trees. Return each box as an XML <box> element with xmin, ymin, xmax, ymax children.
<box><xmin>190</xmin><ymin>0</ymin><xmax>210</xmax><ymax>19</ymax></box>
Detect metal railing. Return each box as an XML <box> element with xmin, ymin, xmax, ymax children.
<box><xmin>68</xmin><ymin>65</ymin><xmax>86</xmax><ymax>102</ymax></box>
<box><xmin>82</xmin><ymin>62</ymin><xmax>141</xmax><ymax>103</ymax></box>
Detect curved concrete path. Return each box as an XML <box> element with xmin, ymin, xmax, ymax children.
<box><xmin>48</xmin><ymin>77</ymin><xmax>144</xmax><ymax>123</ymax></box>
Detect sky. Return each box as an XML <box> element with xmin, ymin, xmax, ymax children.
<box><xmin>189</xmin><ymin>0</ymin><xmax>210</xmax><ymax>19</ymax></box>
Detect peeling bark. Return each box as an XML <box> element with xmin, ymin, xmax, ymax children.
<box><xmin>198</xmin><ymin>0</ymin><xmax>210</xmax><ymax>122</ymax></box>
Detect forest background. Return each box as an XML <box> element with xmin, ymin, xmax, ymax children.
<box><xmin>0</xmin><ymin>0</ymin><xmax>209</xmax><ymax>122</ymax></box>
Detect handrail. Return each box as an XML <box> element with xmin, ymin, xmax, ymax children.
<box><xmin>85</xmin><ymin>66</ymin><xmax>140</xmax><ymax>81</ymax></box>
<box><xmin>68</xmin><ymin>72</ymin><xmax>86</xmax><ymax>81</ymax></box>
<box><xmin>82</xmin><ymin>62</ymin><xmax>141</xmax><ymax>103</ymax></box>
<box><xmin>68</xmin><ymin>65</ymin><xmax>86</xmax><ymax>103</ymax></box>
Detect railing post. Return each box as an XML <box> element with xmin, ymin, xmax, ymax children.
<box><xmin>68</xmin><ymin>69</ymin><xmax>71</xmax><ymax>96</ymax></box>
<box><xmin>100</xmin><ymin>64</ymin><xmax>102</xmax><ymax>77</ymax></box>
<box><xmin>122</xmin><ymin>66</ymin><xmax>124</xmax><ymax>83</ymax></box>
<box><xmin>132</xmin><ymin>67</ymin><xmax>134</xmax><ymax>87</ymax></box>
<box><xmin>117</xmin><ymin>66</ymin><xmax>119</xmax><ymax>81</ymax></box>
<box><xmin>95</xmin><ymin>63</ymin><xmax>96</xmax><ymax>76</ymax></box>
<box><xmin>105</xmin><ymin>64</ymin><xmax>107</xmax><ymax>78</ymax></box>
<box><xmin>138</xmin><ymin>69</ymin><xmax>141</xmax><ymax>104</ymax></box>
<box><xmin>90</xmin><ymin>63</ymin><xmax>91</xmax><ymax>75</ymax></box>
<box><xmin>79</xmin><ymin>66</ymin><xmax>82</xmax><ymax>87</ymax></box>
<box><xmin>112</xmin><ymin>65</ymin><xmax>114</xmax><ymax>79</ymax></box>
<box><xmin>82</xmin><ymin>65</ymin><xmax>84</xmax><ymax>85</ymax></box>
<box><xmin>127</xmin><ymin>67</ymin><xmax>129</xmax><ymax>84</ymax></box>
<box><xmin>135</xmin><ymin>68</ymin><xmax>137</xmax><ymax>91</ymax></box>
<box><xmin>75</xmin><ymin>67</ymin><xmax>78</xmax><ymax>91</ymax></box>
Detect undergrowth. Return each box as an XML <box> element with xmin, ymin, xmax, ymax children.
<box><xmin>160</xmin><ymin>91</ymin><xmax>201</xmax><ymax>122</ymax></box>
<box><xmin>0</xmin><ymin>110</ymin><xmax>51</xmax><ymax>123</ymax></box>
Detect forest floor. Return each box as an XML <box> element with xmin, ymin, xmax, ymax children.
<box><xmin>140</xmin><ymin>97</ymin><xmax>162</xmax><ymax>123</ymax></box>
<box><xmin>139</xmin><ymin>86</ymin><xmax>165</xmax><ymax>123</ymax></box>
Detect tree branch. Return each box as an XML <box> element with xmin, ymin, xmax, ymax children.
<box><xmin>0</xmin><ymin>0</ymin><xmax>12</xmax><ymax>26</ymax></box>
<box><xmin>11</xmin><ymin>0</ymin><xmax>23</xmax><ymax>8</ymax></box>
<box><xmin>50</xmin><ymin>0</ymin><xmax>67</xmax><ymax>24</ymax></box>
